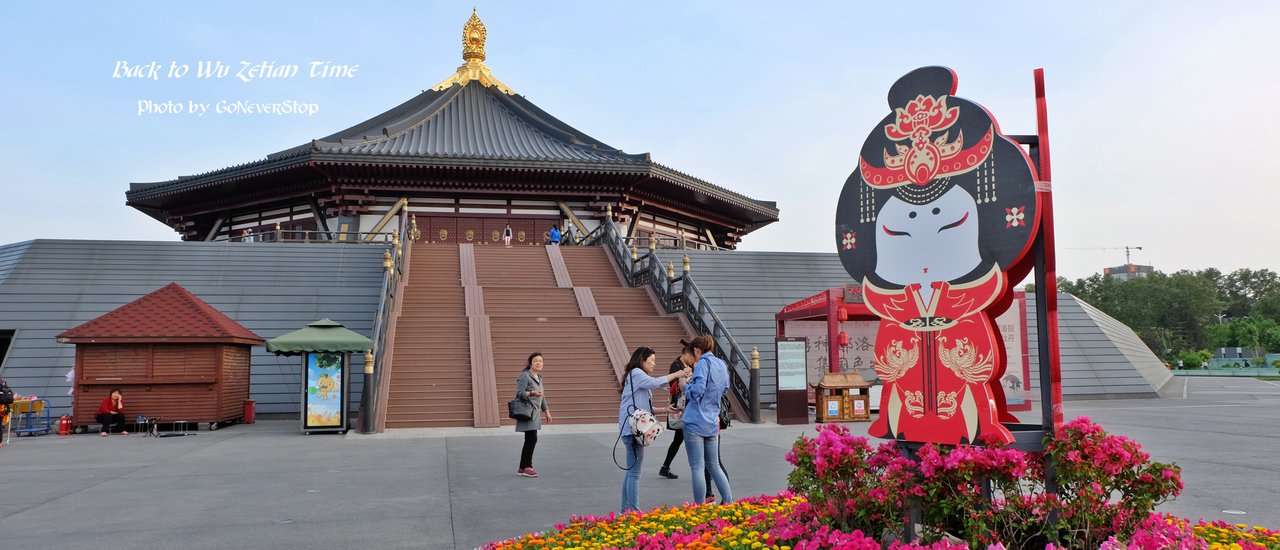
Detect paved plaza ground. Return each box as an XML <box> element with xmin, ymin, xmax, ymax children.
<box><xmin>1</xmin><ymin>376</ymin><xmax>1277</xmax><ymax>550</ymax></box>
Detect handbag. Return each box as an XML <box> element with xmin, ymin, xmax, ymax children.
<box><xmin>625</xmin><ymin>370</ymin><xmax>664</xmax><ymax>446</ymax></box>
<box><xmin>508</xmin><ymin>373</ymin><xmax>538</xmax><ymax>421</ymax></box>
<box><xmin>667</xmin><ymin>391</ymin><xmax>686</xmax><ymax>430</ymax></box>
<box><xmin>628</xmin><ymin>409</ymin><xmax>663</xmax><ymax>446</ymax></box>
<box><xmin>507</xmin><ymin>398</ymin><xmax>534</xmax><ymax>422</ymax></box>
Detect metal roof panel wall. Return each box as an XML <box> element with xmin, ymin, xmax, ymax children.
<box><xmin>0</xmin><ymin>240</ymin><xmax>385</xmax><ymax>416</ymax></box>
<box><xmin>658</xmin><ymin>250</ymin><xmax>1170</xmax><ymax>403</ymax></box>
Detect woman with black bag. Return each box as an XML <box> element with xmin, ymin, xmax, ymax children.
<box><xmin>618</xmin><ymin>346</ymin><xmax>690</xmax><ymax>512</ymax></box>
<box><xmin>515</xmin><ymin>352</ymin><xmax>552</xmax><ymax>478</ymax></box>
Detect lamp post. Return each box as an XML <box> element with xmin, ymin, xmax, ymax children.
<box><xmin>361</xmin><ymin>350</ymin><xmax>375</xmax><ymax>434</ymax></box>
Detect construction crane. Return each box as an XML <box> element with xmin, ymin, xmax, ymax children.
<box><xmin>1066</xmin><ymin>245</ymin><xmax>1144</xmax><ymax>265</ymax></box>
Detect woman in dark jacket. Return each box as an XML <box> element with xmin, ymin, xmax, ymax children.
<box><xmin>515</xmin><ymin>352</ymin><xmax>553</xmax><ymax>477</ymax></box>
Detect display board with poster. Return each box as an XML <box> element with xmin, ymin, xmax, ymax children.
<box><xmin>775</xmin><ymin>337</ymin><xmax>810</xmax><ymax>425</ymax></box>
<box><xmin>303</xmin><ymin>352</ymin><xmax>348</xmax><ymax>433</ymax></box>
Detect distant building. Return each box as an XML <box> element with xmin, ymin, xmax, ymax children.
<box><xmin>1103</xmin><ymin>263</ymin><xmax>1154</xmax><ymax>281</ymax></box>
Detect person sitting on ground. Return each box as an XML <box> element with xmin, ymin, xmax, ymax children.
<box><xmin>95</xmin><ymin>388</ymin><xmax>128</xmax><ymax>436</ymax></box>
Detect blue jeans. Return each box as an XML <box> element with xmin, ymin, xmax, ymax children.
<box><xmin>621</xmin><ymin>435</ymin><xmax>644</xmax><ymax>512</ymax></box>
<box><xmin>685</xmin><ymin>433</ymin><xmax>732</xmax><ymax>504</ymax></box>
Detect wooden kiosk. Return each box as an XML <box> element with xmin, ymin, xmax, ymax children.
<box><xmin>815</xmin><ymin>372</ymin><xmax>873</xmax><ymax>423</ymax></box>
<box><xmin>58</xmin><ymin>283</ymin><xmax>264</xmax><ymax>432</ymax></box>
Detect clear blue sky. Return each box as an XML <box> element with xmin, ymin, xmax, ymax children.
<box><xmin>2</xmin><ymin>1</ymin><xmax>1276</xmax><ymax>279</ymax></box>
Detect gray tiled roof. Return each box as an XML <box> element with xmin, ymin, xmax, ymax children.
<box><xmin>311</xmin><ymin>83</ymin><xmax>648</xmax><ymax>162</ymax></box>
<box><xmin>125</xmin><ymin>83</ymin><xmax>780</xmax><ymax>225</ymax></box>
<box><xmin>655</xmin><ymin>249</ymin><xmax>1170</xmax><ymax>403</ymax></box>
<box><xmin>0</xmin><ymin>240</ymin><xmax>386</xmax><ymax>417</ymax></box>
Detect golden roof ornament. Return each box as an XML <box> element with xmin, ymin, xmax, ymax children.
<box><xmin>462</xmin><ymin>9</ymin><xmax>487</xmax><ymax>63</ymax></box>
<box><xmin>432</xmin><ymin>9</ymin><xmax>515</xmax><ymax>95</ymax></box>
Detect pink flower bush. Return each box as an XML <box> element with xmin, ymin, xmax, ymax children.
<box><xmin>786</xmin><ymin>424</ymin><xmax>922</xmax><ymax>537</ymax></box>
<box><xmin>784</xmin><ymin>418</ymin><xmax>1184</xmax><ymax>549</ymax></box>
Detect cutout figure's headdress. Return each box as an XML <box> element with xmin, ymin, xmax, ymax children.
<box><xmin>859</xmin><ymin>94</ymin><xmax>994</xmax><ymax>189</ymax></box>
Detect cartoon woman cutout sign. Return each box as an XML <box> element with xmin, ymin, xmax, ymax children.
<box><xmin>835</xmin><ymin>67</ymin><xmax>1040</xmax><ymax>446</ymax></box>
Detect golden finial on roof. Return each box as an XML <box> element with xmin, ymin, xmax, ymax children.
<box><xmin>432</xmin><ymin>9</ymin><xmax>515</xmax><ymax>95</ymax></box>
<box><xmin>462</xmin><ymin>9</ymin><xmax>487</xmax><ymax>63</ymax></box>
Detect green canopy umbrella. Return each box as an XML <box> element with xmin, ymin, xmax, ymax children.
<box><xmin>265</xmin><ymin>319</ymin><xmax>373</xmax><ymax>356</ymax></box>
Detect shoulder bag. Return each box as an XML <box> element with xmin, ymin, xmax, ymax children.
<box><xmin>625</xmin><ymin>371</ymin><xmax>664</xmax><ymax>446</ymax></box>
<box><xmin>507</xmin><ymin>373</ymin><xmax>536</xmax><ymax>421</ymax></box>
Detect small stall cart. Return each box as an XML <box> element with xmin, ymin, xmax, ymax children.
<box><xmin>11</xmin><ymin>399</ymin><xmax>53</xmax><ymax>436</ymax></box>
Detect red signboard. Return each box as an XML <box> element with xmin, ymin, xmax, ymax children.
<box><xmin>835</xmin><ymin>67</ymin><xmax>1042</xmax><ymax>446</ymax></box>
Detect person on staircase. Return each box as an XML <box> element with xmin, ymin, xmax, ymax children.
<box><xmin>515</xmin><ymin>352</ymin><xmax>552</xmax><ymax>477</ymax></box>
<box><xmin>502</xmin><ymin>223</ymin><xmax>513</xmax><ymax>247</ymax></box>
<box><xmin>619</xmin><ymin>346</ymin><xmax>691</xmax><ymax>513</ymax></box>
<box><xmin>683</xmin><ymin>335</ymin><xmax>733</xmax><ymax>504</ymax></box>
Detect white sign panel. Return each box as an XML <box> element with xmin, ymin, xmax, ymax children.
<box><xmin>782</xmin><ymin>320</ymin><xmax>879</xmax><ymax>388</ymax></box>
<box><xmin>776</xmin><ymin>339</ymin><xmax>808</xmax><ymax>391</ymax></box>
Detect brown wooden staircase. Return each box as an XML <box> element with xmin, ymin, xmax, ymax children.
<box><xmin>384</xmin><ymin>245</ymin><xmax>472</xmax><ymax>428</ymax></box>
<box><xmin>380</xmin><ymin>244</ymin><xmax>690</xmax><ymax>429</ymax></box>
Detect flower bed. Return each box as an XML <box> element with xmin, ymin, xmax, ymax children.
<box><xmin>484</xmin><ymin>500</ymin><xmax>1279</xmax><ymax>550</ymax></box>
<box><xmin>485</xmin><ymin>418</ymin><xmax>1277</xmax><ymax>549</ymax></box>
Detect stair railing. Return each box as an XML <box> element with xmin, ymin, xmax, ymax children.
<box><xmin>597</xmin><ymin>217</ymin><xmax>759</xmax><ymax>422</ymax></box>
<box><xmin>364</xmin><ymin>211</ymin><xmax>411</xmax><ymax>433</ymax></box>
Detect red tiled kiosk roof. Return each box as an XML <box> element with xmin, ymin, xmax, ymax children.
<box><xmin>57</xmin><ymin>283</ymin><xmax>265</xmax><ymax>345</ymax></box>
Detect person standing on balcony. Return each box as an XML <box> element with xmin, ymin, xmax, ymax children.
<box><xmin>683</xmin><ymin>335</ymin><xmax>733</xmax><ymax>504</ymax></box>
<box><xmin>503</xmin><ymin>223</ymin><xmax>513</xmax><ymax>247</ymax></box>
<box><xmin>619</xmin><ymin>346</ymin><xmax>691</xmax><ymax>513</ymax></box>
<box><xmin>548</xmin><ymin>225</ymin><xmax>562</xmax><ymax>245</ymax></box>
<box><xmin>515</xmin><ymin>352</ymin><xmax>552</xmax><ymax>477</ymax></box>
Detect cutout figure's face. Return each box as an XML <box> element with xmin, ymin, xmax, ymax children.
<box><xmin>874</xmin><ymin>184</ymin><xmax>981</xmax><ymax>292</ymax></box>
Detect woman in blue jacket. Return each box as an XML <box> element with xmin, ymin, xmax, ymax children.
<box><xmin>618</xmin><ymin>346</ymin><xmax>691</xmax><ymax>512</ymax></box>
<box><xmin>682</xmin><ymin>335</ymin><xmax>734</xmax><ymax>504</ymax></box>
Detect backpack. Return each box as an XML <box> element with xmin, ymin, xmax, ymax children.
<box><xmin>0</xmin><ymin>378</ymin><xmax>14</xmax><ymax>406</ymax></box>
<box><xmin>718</xmin><ymin>393</ymin><xmax>732</xmax><ymax>429</ymax></box>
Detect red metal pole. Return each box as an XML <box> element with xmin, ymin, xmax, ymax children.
<box><xmin>827</xmin><ymin>288</ymin><xmax>841</xmax><ymax>374</ymax></box>
<box><xmin>1034</xmin><ymin>68</ymin><xmax>1065</xmax><ymax>431</ymax></box>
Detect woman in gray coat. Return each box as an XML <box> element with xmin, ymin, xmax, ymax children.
<box><xmin>515</xmin><ymin>352</ymin><xmax>553</xmax><ymax>477</ymax></box>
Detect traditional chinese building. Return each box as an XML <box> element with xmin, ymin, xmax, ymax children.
<box><xmin>125</xmin><ymin>11</ymin><xmax>778</xmax><ymax>249</ymax></box>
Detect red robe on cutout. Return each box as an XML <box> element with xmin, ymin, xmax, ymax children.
<box><xmin>864</xmin><ymin>266</ymin><xmax>1014</xmax><ymax>445</ymax></box>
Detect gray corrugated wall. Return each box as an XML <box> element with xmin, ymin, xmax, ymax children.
<box><xmin>655</xmin><ymin>250</ymin><xmax>1169</xmax><ymax>402</ymax></box>
<box><xmin>1025</xmin><ymin>293</ymin><xmax>1172</xmax><ymax>398</ymax></box>
<box><xmin>655</xmin><ymin>250</ymin><xmax>856</xmax><ymax>404</ymax></box>
<box><xmin>0</xmin><ymin>240</ymin><xmax>386</xmax><ymax>416</ymax></box>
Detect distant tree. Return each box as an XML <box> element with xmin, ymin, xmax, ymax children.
<box><xmin>1256</xmin><ymin>291</ymin><xmax>1280</xmax><ymax>324</ymax></box>
<box><xmin>1208</xmin><ymin>316</ymin><xmax>1280</xmax><ymax>354</ymax></box>
<box><xmin>1220</xmin><ymin>268</ymin><xmax>1280</xmax><ymax>318</ymax></box>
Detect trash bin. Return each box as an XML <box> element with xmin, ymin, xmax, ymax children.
<box><xmin>243</xmin><ymin>399</ymin><xmax>256</xmax><ymax>424</ymax></box>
